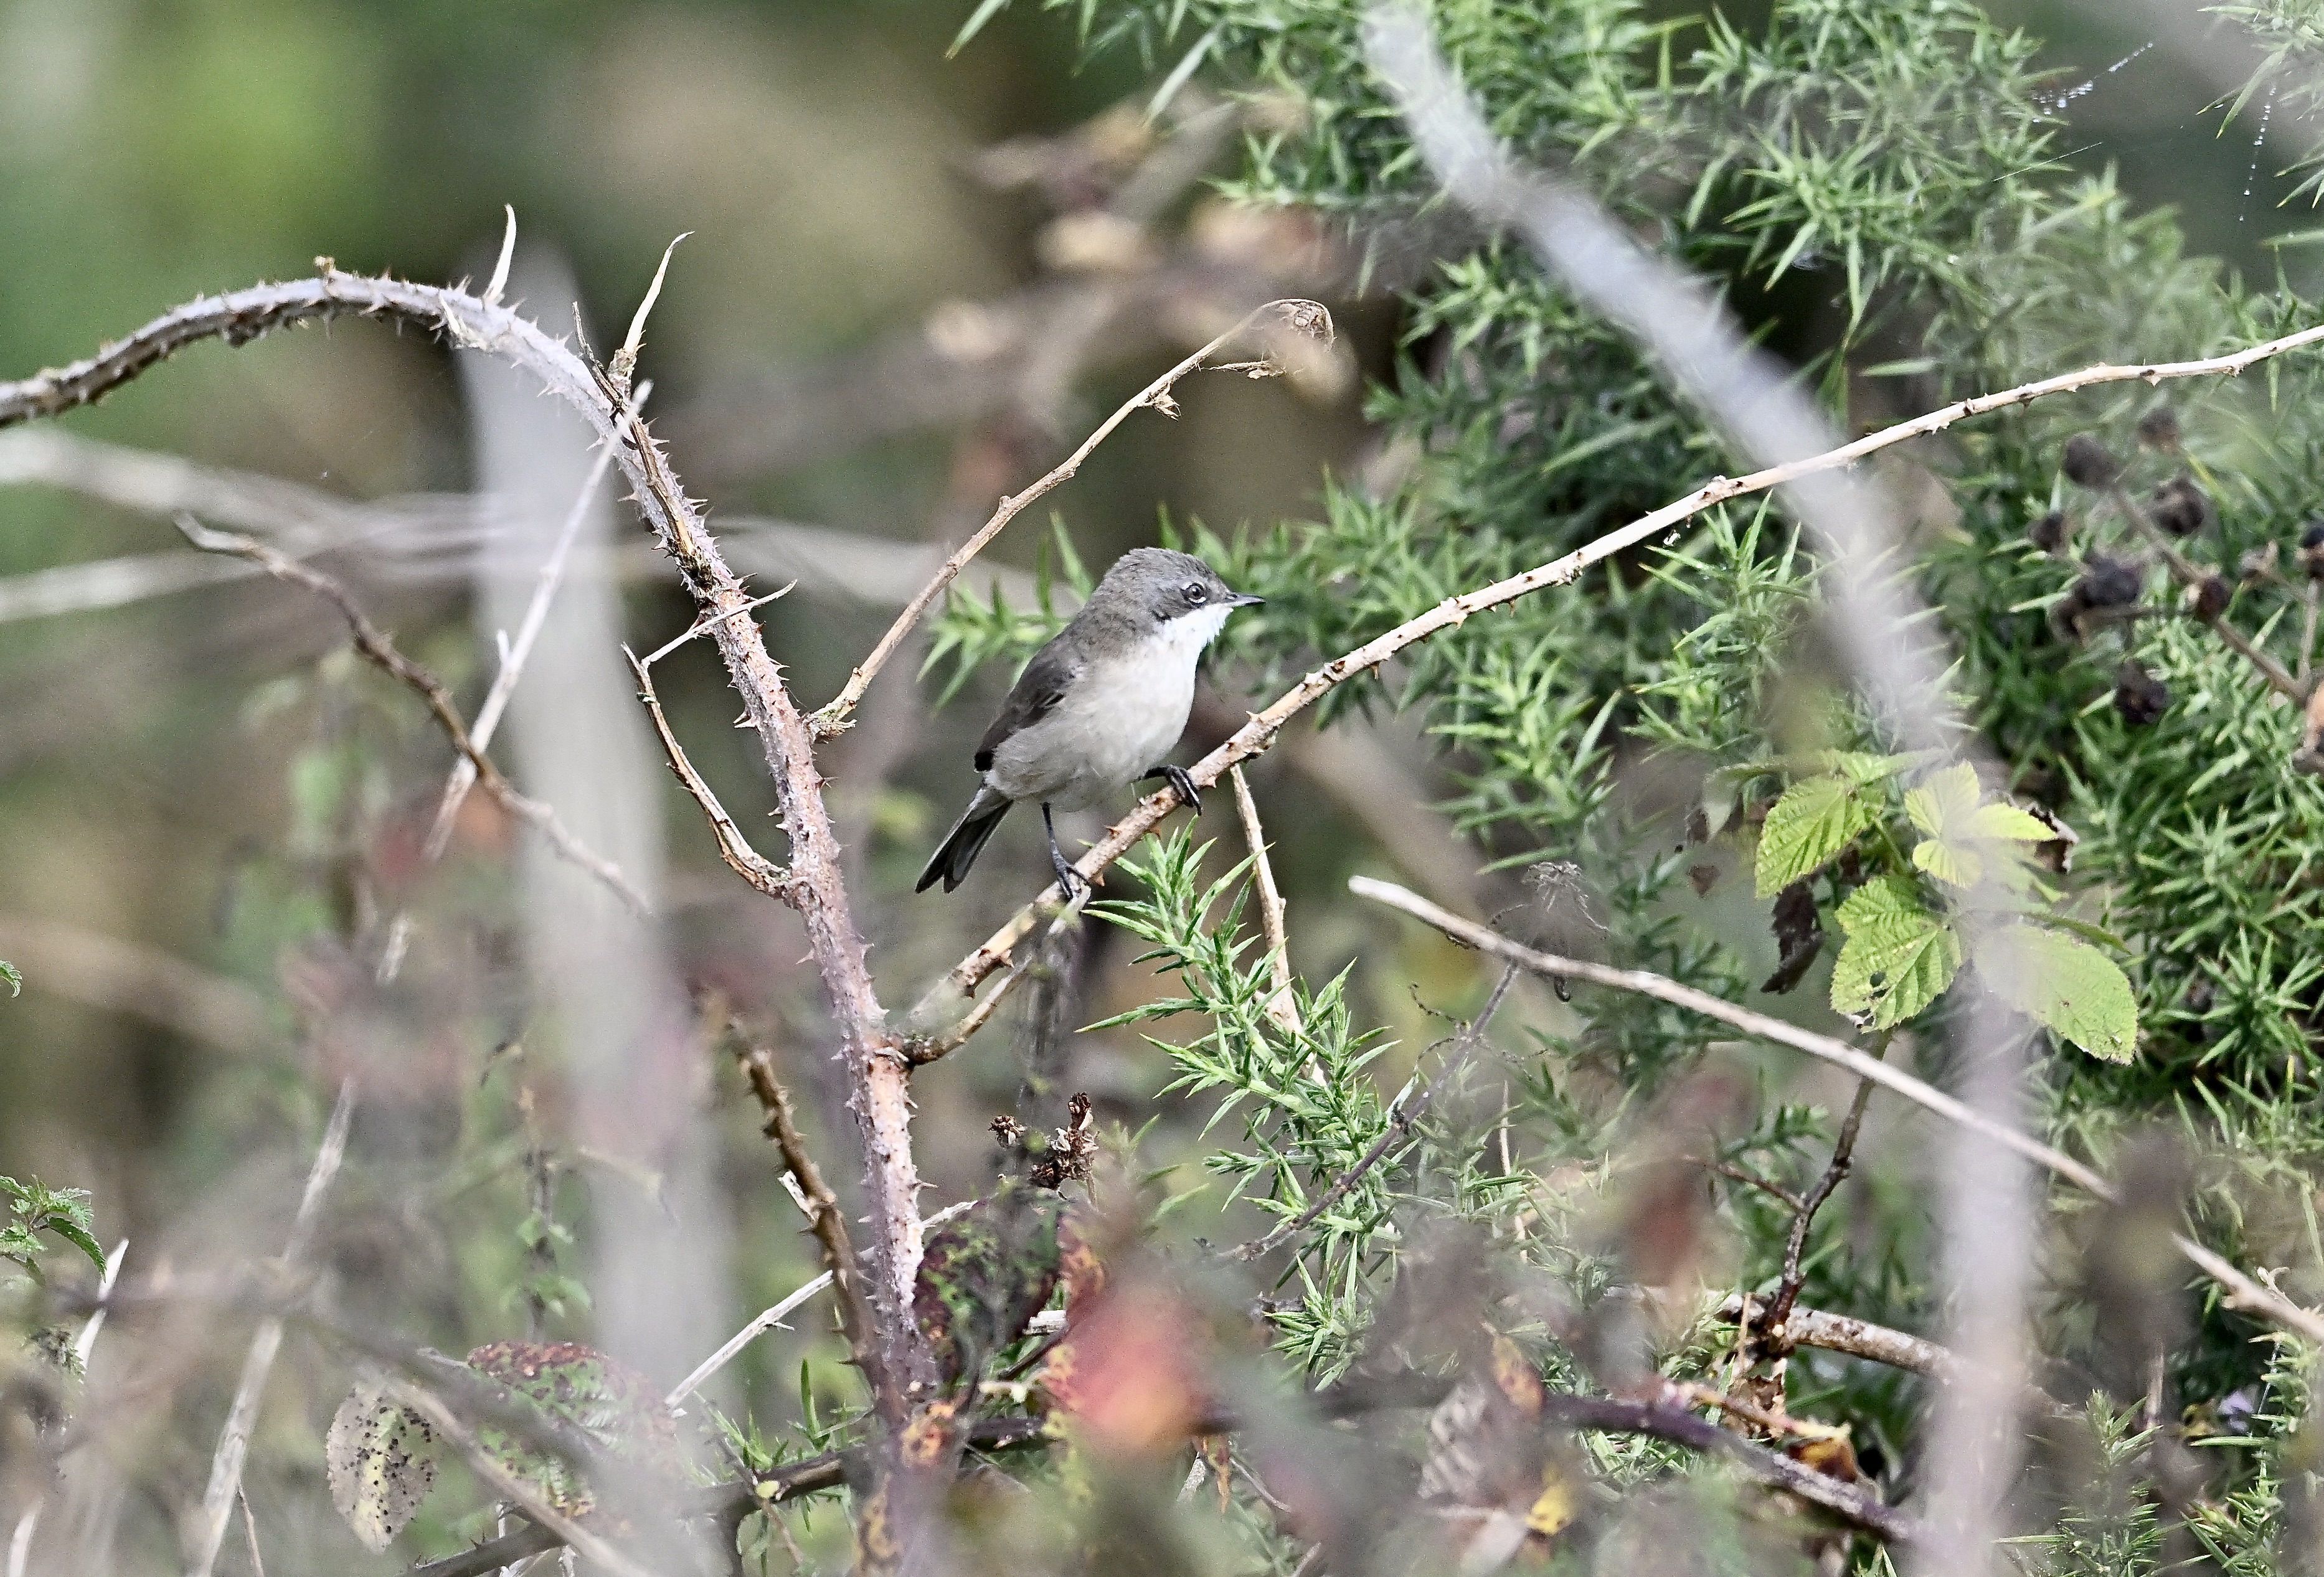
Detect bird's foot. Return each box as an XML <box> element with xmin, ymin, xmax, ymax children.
<box><xmin>1049</xmin><ymin>847</ymin><xmax>1084</xmax><ymax>899</ymax></box>
<box><xmin>1146</xmin><ymin>764</ymin><xmax>1202</xmax><ymax>815</ymax></box>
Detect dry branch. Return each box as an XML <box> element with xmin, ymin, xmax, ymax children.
<box><xmin>172</xmin><ymin>514</ymin><xmax>653</xmax><ymax>918</ymax></box>
<box><xmin>1228</xmin><ymin>765</ymin><xmax>1300</xmax><ymax>1034</ymax></box>
<box><xmin>0</xmin><ymin>261</ymin><xmax>932</xmax><ymax>1371</ymax></box>
<box><xmin>1349</xmin><ymin>873</ymin><xmax>2324</xmax><ymax>1349</ymax></box>
<box><xmin>736</xmin><ymin>1048</ymin><xmax>899</xmax><ymax>1428</ymax></box>
<box><xmin>808</xmin><ymin>296</ymin><xmax>1334</xmax><ymax>737</ymax></box>
<box><xmin>625</xmin><ymin>647</ymin><xmax>793</xmax><ymax>903</ymax></box>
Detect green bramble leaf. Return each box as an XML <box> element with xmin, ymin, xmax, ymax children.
<box><xmin>1755</xmin><ymin>773</ymin><xmax>1881</xmax><ymax>897</ymax></box>
<box><xmin>0</xmin><ymin>959</ymin><xmax>17</xmax><ymax>997</ymax></box>
<box><xmin>1904</xmin><ymin>763</ymin><xmax>2051</xmax><ymax>889</ymax></box>
<box><xmin>1828</xmin><ymin>876</ymin><xmax>1962</xmax><ymax>1028</ymax></box>
<box><xmin>1970</xmin><ymin>923</ymin><xmax>2140</xmax><ymax>1062</ymax></box>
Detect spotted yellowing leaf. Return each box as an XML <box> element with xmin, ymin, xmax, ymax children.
<box><xmin>326</xmin><ymin>1379</ymin><xmax>437</xmax><ymax>1551</ymax></box>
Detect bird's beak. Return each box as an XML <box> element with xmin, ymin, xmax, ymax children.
<box><xmin>1228</xmin><ymin>591</ymin><xmax>1265</xmax><ymax>608</ymax></box>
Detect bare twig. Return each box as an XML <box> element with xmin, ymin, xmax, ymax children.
<box><xmin>1229</xmin><ymin>963</ymin><xmax>1518</xmax><ymax>1263</ymax></box>
<box><xmin>1349</xmin><ymin>873</ymin><xmax>2324</xmax><ymax>1348</ymax></box>
<box><xmin>2110</xmin><ymin>483</ymin><xmax>2302</xmax><ymax>698</ymax></box>
<box><xmin>664</xmin><ymin>1200</ymin><xmax>976</xmax><ymax>1411</ymax></box>
<box><xmin>422</xmin><ymin>388</ymin><xmax>643</xmax><ymax>862</ymax></box>
<box><xmin>1714</xmin><ymin>1295</ymin><xmax>1962</xmax><ymax>1384</ymax></box>
<box><xmin>808</xmin><ymin>296</ymin><xmax>1334</xmax><ymax>737</ymax></box>
<box><xmin>1229</xmin><ymin>765</ymin><xmax>1301</xmax><ymax>1035</ymax></box>
<box><xmin>1765</xmin><ymin>1058</ymin><xmax>1882</xmax><ymax>1334</ymax></box>
<box><xmin>624</xmin><ymin>647</ymin><xmax>792</xmax><ymax>903</ymax></box>
<box><xmin>386</xmin><ymin>1381</ymin><xmax>657</xmax><ymax>1577</ymax></box>
<box><xmin>186</xmin><ymin>1080</ymin><xmax>356</xmax><ymax>1577</ymax></box>
<box><xmin>735</xmin><ymin>1049</ymin><xmax>898</xmax><ymax>1428</ymax></box>
<box><xmin>235</xmin><ymin>1489</ymin><xmax>265</xmax><ymax>1577</ymax></box>
<box><xmin>171</xmin><ymin>514</ymin><xmax>652</xmax><ymax>918</ymax></box>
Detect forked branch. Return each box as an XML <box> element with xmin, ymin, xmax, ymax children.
<box><xmin>174</xmin><ymin>515</ymin><xmax>653</xmax><ymax>918</ymax></box>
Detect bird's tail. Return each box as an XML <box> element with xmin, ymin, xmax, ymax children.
<box><xmin>917</xmin><ymin>788</ymin><xmax>1011</xmax><ymax>893</ymax></box>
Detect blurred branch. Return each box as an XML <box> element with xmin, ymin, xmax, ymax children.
<box><xmin>808</xmin><ymin>296</ymin><xmax>1335</xmax><ymax>738</ymax></box>
<box><xmin>735</xmin><ymin>1047</ymin><xmax>899</xmax><ymax>1429</ymax></box>
<box><xmin>385</xmin><ymin>1380</ymin><xmax>656</xmax><ymax>1577</ymax></box>
<box><xmin>422</xmin><ymin>388</ymin><xmax>639</xmax><ymax>862</ymax></box>
<box><xmin>171</xmin><ymin>514</ymin><xmax>653</xmax><ymax>918</ymax></box>
<box><xmin>1230</xmin><ymin>964</ymin><xmax>1518</xmax><ymax>1263</ymax></box>
<box><xmin>1228</xmin><ymin>765</ymin><xmax>1300</xmax><ymax>1035</ymax></box>
<box><xmin>186</xmin><ymin>1081</ymin><xmax>356</xmax><ymax>1577</ymax></box>
<box><xmin>0</xmin><ymin>913</ymin><xmax>278</xmax><ymax>1058</ymax></box>
<box><xmin>1348</xmin><ymin>874</ymin><xmax>2324</xmax><ymax>1349</ymax></box>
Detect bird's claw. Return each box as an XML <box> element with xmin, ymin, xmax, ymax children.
<box><xmin>1151</xmin><ymin>764</ymin><xmax>1202</xmax><ymax>815</ymax></box>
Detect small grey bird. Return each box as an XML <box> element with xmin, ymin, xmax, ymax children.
<box><xmin>917</xmin><ymin>547</ymin><xmax>1262</xmax><ymax>895</ymax></box>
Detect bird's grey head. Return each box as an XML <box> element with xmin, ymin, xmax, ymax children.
<box><xmin>1087</xmin><ymin>547</ymin><xmax>1262</xmax><ymax>635</ymax></box>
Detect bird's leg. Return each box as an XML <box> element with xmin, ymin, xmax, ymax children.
<box><xmin>1142</xmin><ymin>764</ymin><xmax>1203</xmax><ymax>816</ymax></box>
<box><xmin>1041</xmin><ymin>803</ymin><xmax>1082</xmax><ymax>897</ymax></box>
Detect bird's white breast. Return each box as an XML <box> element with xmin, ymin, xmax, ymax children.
<box><xmin>984</xmin><ymin>605</ymin><xmax>1232</xmax><ymax>811</ymax></box>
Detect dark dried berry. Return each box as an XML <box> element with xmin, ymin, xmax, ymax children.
<box><xmin>2079</xmin><ymin>553</ymin><xmax>2143</xmax><ymax>608</ymax></box>
<box><xmin>2027</xmin><ymin>509</ymin><xmax>2069</xmax><ymax>553</ymax></box>
<box><xmin>2301</xmin><ymin>521</ymin><xmax>2324</xmax><ymax>580</ymax></box>
<box><xmin>2148</xmin><ymin>474</ymin><xmax>2214</xmax><ymax>537</ymax></box>
<box><xmin>2114</xmin><ymin>659</ymin><xmax>2170</xmax><ymax>725</ymax></box>
<box><xmin>2188</xmin><ymin>574</ymin><xmax>2232</xmax><ymax>621</ymax></box>
<box><xmin>2136</xmin><ymin>406</ymin><xmax>2182</xmax><ymax>451</ymax></box>
<box><xmin>2062</xmin><ymin>433</ymin><xmax>2123</xmax><ymax>489</ymax></box>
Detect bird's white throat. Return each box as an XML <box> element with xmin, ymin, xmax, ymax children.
<box><xmin>1152</xmin><ymin>602</ymin><xmax>1235</xmax><ymax>665</ymax></box>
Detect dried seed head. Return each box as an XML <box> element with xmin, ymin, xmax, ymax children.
<box><xmin>2188</xmin><ymin>574</ymin><xmax>2231</xmax><ymax>621</ymax></box>
<box><xmin>2136</xmin><ymin>406</ymin><xmax>2183</xmax><ymax>451</ymax></box>
<box><xmin>2062</xmin><ymin>432</ymin><xmax>2123</xmax><ymax>489</ymax></box>
<box><xmin>2301</xmin><ymin>520</ymin><xmax>2324</xmax><ymax>580</ymax></box>
<box><xmin>2114</xmin><ymin>659</ymin><xmax>2170</xmax><ymax>726</ymax></box>
<box><xmin>2148</xmin><ymin>474</ymin><xmax>2214</xmax><ymax>537</ymax></box>
<box><xmin>2079</xmin><ymin>553</ymin><xmax>2143</xmax><ymax>608</ymax></box>
<box><xmin>2240</xmin><ymin>542</ymin><xmax>2280</xmax><ymax>586</ymax></box>
<box><xmin>2028</xmin><ymin>509</ymin><xmax>2069</xmax><ymax>553</ymax></box>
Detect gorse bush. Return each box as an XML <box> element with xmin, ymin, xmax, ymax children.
<box><xmin>922</xmin><ymin>0</ymin><xmax>2324</xmax><ymax>1565</ymax></box>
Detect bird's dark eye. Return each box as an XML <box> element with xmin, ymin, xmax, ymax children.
<box><xmin>1184</xmin><ymin>581</ymin><xmax>1207</xmax><ymax>603</ymax></box>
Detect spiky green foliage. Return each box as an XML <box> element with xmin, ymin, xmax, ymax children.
<box><xmin>925</xmin><ymin>0</ymin><xmax>2324</xmax><ymax>1564</ymax></box>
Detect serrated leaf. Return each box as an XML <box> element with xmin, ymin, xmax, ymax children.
<box><xmin>1902</xmin><ymin>763</ymin><xmax>1980</xmax><ymax>840</ymax></box>
<box><xmin>1755</xmin><ymin>774</ymin><xmax>1879</xmax><ymax>897</ymax></box>
<box><xmin>327</xmin><ymin>1380</ymin><xmax>438</xmax><ymax>1551</ymax></box>
<box><xmin>1906</xmin><ymin>764</ymin><xmax>2051</xmax><ymax>890</ymax></box>
<box><xmin>1829</xmin><ymin>877</ymin><xmax>1962</xmax><ymax>1027</ymax></box>
<box><xmin>1971</xmin><ymin>923</ymin><xmax>2140</xmax><ymax>1062</ymax></box>
<box><xmin>461</xmin><ymin>1340</ymin><xmax>681</xmax><ymax>1521</ymax></box>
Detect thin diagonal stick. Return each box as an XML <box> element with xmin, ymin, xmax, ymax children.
<box><xmin>1349</xmin><ymin>874</ymin><xmax>2324</xmax><ymax>1349</ymax></box>
<box><xmin>809</xmin><ymin>297</ymin><xmax>1334</xmax><ymax>737</ymax></box>
<box><xmin>422</xmin><ymin>385</ymin><xmax>646</xmax><ymax>862</ymax></box>
<box><xmin>186</xmin><ymin>1080</ymin><xmax>356</xmax><ymax>1577</ymax></box>
<box><xmin>1229</xmin><ymin>765</ymin><xmax>1301</xmax><ymax>1036</ymax></box>
<box><xmin>173</xmin><ymin>515</ymin><xmax>651</xmax><ymax>918</ymax></box>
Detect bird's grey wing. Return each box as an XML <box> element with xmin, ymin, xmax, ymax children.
<box><xmin>975</xmin><ymin>643</ymin><xmax>1079</xmax><ymax>771</ymax></box>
